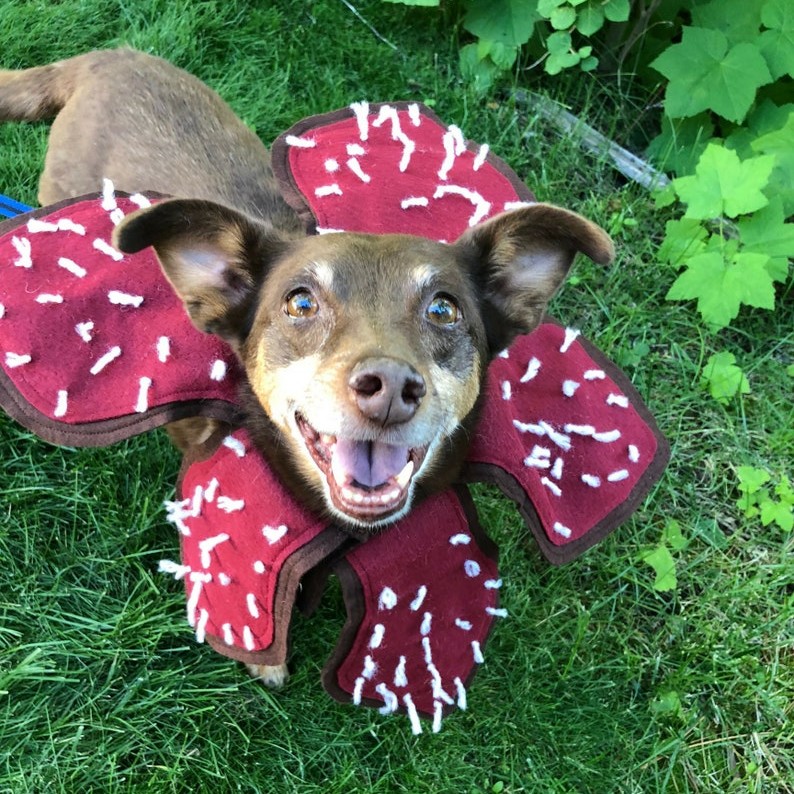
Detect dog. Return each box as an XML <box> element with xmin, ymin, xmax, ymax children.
<box><xmin>0</xmin><ymin>48</ymin><xmax>614</xmax><ymax>686</ymax></box>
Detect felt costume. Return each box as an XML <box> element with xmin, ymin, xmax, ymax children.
<box><xmin>0</xmin><ymin>103</ymin><xmax>668</xmax><ymax>733</ymax></box>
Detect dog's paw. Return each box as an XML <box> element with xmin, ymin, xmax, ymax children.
<box><xmin>246</xmin><ymin>662</ymin><xmax>289</xmax><ymax>689</ymax></box>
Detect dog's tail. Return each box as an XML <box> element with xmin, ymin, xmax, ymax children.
<box><xmin>0</xmin><ymin>60</ymin><xmax>76</xmax><ymax>122</ymax></box>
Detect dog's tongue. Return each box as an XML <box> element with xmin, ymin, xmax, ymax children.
<box><xmin>331</xmin><ymin>439</ymin><xmax>408</xmax><ymax>488</ymax></box>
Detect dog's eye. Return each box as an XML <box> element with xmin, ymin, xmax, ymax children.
<box><xmin>285</xmin><ymin>289</ymin><xmax>319</xmax><ymax>319</ymax></box>
<box><xmin>425</xmin><ymin>293</ymin><xmax>461</xmax><ymax>326</ymax></box>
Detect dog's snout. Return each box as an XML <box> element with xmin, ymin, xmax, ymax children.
<box><xmin>349</xmin><ymin>358</ymin><xmax>426</xmax><ymax>425</ymax></box>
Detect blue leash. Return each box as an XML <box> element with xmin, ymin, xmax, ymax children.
<box><xmin>0</xmin><ymin>193</ymin><xmax>33</xmax><ymax>218</ymax></box>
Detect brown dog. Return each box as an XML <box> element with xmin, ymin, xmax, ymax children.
<box><xmin>1</xmin><ymin>48</ymin><xmax>614</xmax><ymax>685</ymax></box>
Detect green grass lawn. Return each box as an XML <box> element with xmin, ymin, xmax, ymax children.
<box><xmin>0</xmin><ymin>1</ymin><xmax>791</xmax><ymax>792</ymax></box>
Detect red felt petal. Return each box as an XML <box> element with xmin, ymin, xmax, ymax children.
<box><xmin>323</xmin><ymin>487</ymin><xmax>500</xmax><ymax>732</ymax></box>
<box><xmin>466</xmin><ymin>322</ymin><xmax>670</xmax><ymax>563</ymax></box>
<box><xmin>0</xmin><ymin>194</ymin><xmax>242</xmax><ymax>445</ymax></box>
<box><xmin>272</xmin><ymin>102</ymin><xmax>534</xmax><ymax>240</ymax></box>
<box><xmin>171</xmin><ymin>429</ymin><xmax>346</xmax><ymax>665</ymax></box>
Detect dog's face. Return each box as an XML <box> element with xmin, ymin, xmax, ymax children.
<box><xmin>114</xmin><ymin>201</ymin><xmax>613</xmax><ymax>531</ymax></box>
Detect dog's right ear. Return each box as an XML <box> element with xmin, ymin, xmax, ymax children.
<box><xmin>113</xmin><ymin>199</ymin><xmax>291</xmax><ymax>344</ymax></box>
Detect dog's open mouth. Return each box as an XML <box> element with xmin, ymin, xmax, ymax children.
<box><xmin>296</xmin><ymin>413</ymin><xmax>427</xmax><ymax>522</ymax></box>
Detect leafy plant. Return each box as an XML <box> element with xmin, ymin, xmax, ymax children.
<box><xmin>699</xmin><ymin>351</ymin><xmax>751</xmax><ymax>404</ymax></box>
<box><xmin>637</xmin><ymin>520</ymin><xmax>687</xmax><ymax>592</ymax></box>
<box><xmin>736</xmin><ymin>466</ymin><xmax>794</xmax><ymax>532</ymax></box>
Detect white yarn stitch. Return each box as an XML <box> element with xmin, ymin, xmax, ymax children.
<box><xmin>394</xmin><ymin>655</ymin><xmax>408</xmax><ymax>687</ymax></box>
<box><xmin>501</xmin><ymin>381</ymin><xmax>512</xmax><ymax>400</ymax></box>
<box><xmin>284</xmin><ymin>134</ymin><xmax>316</xmax><ymax>148</ymax></box>
<box><xmin>628</xmin><ymin>444</ymin><xmax>640</xmax><ymax>463</ymax></box>
<box><xmin>520</xmin><ymin>357</ymin><xmax>541</xmax><ymax>383</ymax></box>
<box><xmin>5</xmin><ymin>352</ymin><xmax>32</xmax><ymax>368</ymax></box>
<box><xmin>433</xmin><ymin>184</ymin><xmax>491</xmax><ymax>227</ymax></box>
<box><xmin>472</xmin><ymin>143</ymin><xmax>489</xmax><ymax>171</ymax></box>
<box><xmin>448</xmin><ymin>534</ymin><xmax>471</xmax><ymax>546</ymax></box>
<box><xmin>36</xmin><ymin>294</ymin><xmax>63</xmax><ymax>304</ymax></box>
<box><xmin>54</xmin><ymin>390</ymin><xmax>68</xmax><ymax>418</ymax></box>
<box><xmin>559</xmin><ymin>327</ymin><xmax>581</xmax><ymax>353</ymax></box>
<box><xmin>58</xmin><ymin>257</ymin><xmax>87</xmax><ymax>278</ymax></box>
<box><xmin>246</xmin><ymin>593</ymin><xmax>260</xmax><ymax>619</ymax></box>
<box><xmin>378</xmin><ymin>587</ymin><xmax>398</xmax><ymax>611</ymax></box>
<box><xmin>346</xmin><ymin>157</ymin><xmax>371</xmax><ymax>183</ymax></box>
<box><xmin>376</xmin><ymin>683</ymin><xmax>399</xmax><ymax>715</ymax></box>
<box><xmin>420</xmin><ymin>612</ymin><xmax>433</xmax><ymax>636</ymax></box>
<box><xmin>553</xmin><ymin>522</ymin><xmax>572</xmax><ymax>538</ymax></box>
<box><xmin>314</xmin><ymin>184</ymin><xmax>343</xmax><ymax>198</ymax></box>
<box><xmin>222</xmin><ymin>435</ymin><xmax>246</xmax><ymax>457</ymax></box>
<box><xmin>471</xmin><ymin>640</ymin><xmax>484</xmax><ymax>664</ymax></box>
<box><xmin>608</xmin><ymin>469</ymin><xmax>630</xmax><ymax>482</ymax></box>
<box><xmin>89</xmin><ymin>346</ymin><xmax>121</xmax><ymax>375</ymax></box>
<box><xmin>209</xmin><ymin>360</ymin><xmax>227</xmax><ymax>381</ymax></box>
<box><xmin>368</xmin><ymin>624</ymin><xmax>386</xmax><ymax>649</ymax></box>
<box><xmin>410</xmin><ymin>585</ymin><xmax>428</xmax><ymax>611</ymax></box>
<box><xmin>11</xmin><ymin>236</ymin><xmax>32</xmax><ymax>267</ymax></box>
<box><xmin>403</xmin><ymin>694</ymin><xmax>423</xmax><ymax>735</ymax></box>
<box><xmin>135</xmin><ymin>377</ymin><xmax>152</xmax><ymax>413</ymax></box>
<box><xmin>463</xmin><ymin>560</ymin><xmax>481</xmax><ymax>578</ymax></box>
<box><xmin>581</xmin><ymin>473</ymin><xmax>601</xmax><ymax>487</ymax></box>
<box><xmin>156</xmin><ymin>336</ymin><xmax>171</xmax><ymax>363</ymax></box>
<box><xmin>216</xmin><ymin>496</ymin><xmax>245</xmax><ymax>513</ymax></box>
<box><xmin>108</xmin><ymin>290</ymin><xmax>143</xmax><ymax>308</ymax></box>
<box><xmin>400</xmin><ymin>196</ymin><xmax>429</xmax><ymax>209</ymax></box>
<box><xmin>92</xmin><ymin>238</ymin><xmax>124</xmax><ymax>261</ymax></box>
<box><xmin>349</xmin><ymin>101</ymin><xmax>370</xmax><ymax>141</ymax></box>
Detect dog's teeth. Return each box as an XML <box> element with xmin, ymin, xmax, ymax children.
<box><xmin>395</xmin><ymin>459</ymin><xmax>415</xmax><ymax>489</ymax></box>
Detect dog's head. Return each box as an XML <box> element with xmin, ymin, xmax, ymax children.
<box><xmin>114</xmin><ymin>200</ymin><xmax>613</xmax><ymax>532</ymax></box>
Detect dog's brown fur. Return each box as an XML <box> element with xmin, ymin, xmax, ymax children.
<box><xmin>1</xmin><ymin>49</ymin><xmax>614</xmax><ymax>687</ymax></box>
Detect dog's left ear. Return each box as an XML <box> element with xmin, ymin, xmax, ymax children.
<box><xmin>454</xmin><ymin>203</ymin><xmax>614</xmax><ymax>354</ymax></box>
<box><xmin>113</xmin><ymin>199</ymin><xmax>293</xmax><ymax>345</ymax></box>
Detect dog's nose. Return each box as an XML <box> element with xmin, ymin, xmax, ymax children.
<box><xmin>348</xmin><ymin>358</ymin><xmax>426</xmax><ymax>425</ymax></box>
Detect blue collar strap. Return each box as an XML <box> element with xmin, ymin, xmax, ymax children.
<box><xmin>0</xmin><ymin>194</ymin><xmax>33</xmax><ymax>218</ymax></box>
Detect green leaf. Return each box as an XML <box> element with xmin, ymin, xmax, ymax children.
<box><xmin>760</xmin><ymin>499</ymin><xmax>794</xmax><ymax>531</ymax></box>
<box><xmin>651</xmin><ymin>690</ymin><xmax>683</xmax><ymax>717</ymax></box>
<box><xmin>738</xmin><ymin>198</ymin><xmax>794</xmax><ymax>282</ymax></box>
<box><xmin>737</xmin><ymin>465</ymin><xmax>771</xmax><ymax>494</ymax></box>
<box><xmin>691</xmin><ymin>0</ymin><xmax>763</xmax><ymax>45</ymax></box>
<box><xmin>544</xmin><ymin>31</ymin><xmax>580</xmax><ymax>74</ymax></box>
<box><xmin>459</xmin><ymin>44</ymin><xmax>499</xmax><ymax>93</ymax></box>
<box><xmin>576</xmin><ymin>4</ymin><xmax>604</xmax><ymax>36</ymax></box>
<box><xmin>477</xmin><ymin>39</ymin><xmax>520</xmax><ymax>69</ymax></box>
<box><xmin>603</xmin><ymin>0</ymin><xmax>630</xmax><ymax>23</ymax></box>
<box><xmin>639</xmin><ymin>545</ymin><xmax>677</xmax><ymax>591</ymax></box>
<box><xmin>751</xmin><ymin>112</ymin><xmax>794</xmax><ymax>216</ymax></box>
<box><xmin>669</xmin><ymin>247</ymin><xmax>776</xmax><ymax>328</ymax></box>
<box><xmin>550</xmin><ymin>6</ymin><xmax>576</xmax><ymax>30</ymax></box>
<box><xmin>537</xmin><ymin>0</ymin><xmax>565</xmax><ymax>16</ymax></box>
<box><xmin>658</xmin><ymin>218</ymin><xmax>708</xmax><ymax>266</ymax></box>
<box><xmin>776</xmin><ymin>475</ymin><xmax>794</xmax><ymax>505</ymax></box>
<box><xmin>464</xmin><ymin>0</ymin><xmax>540</xmax><ymax>47</ymax></box>
<box><xmin>663</xmin><ymin>520</ymin><xmax>687</xmax><ymax>552</ymax></box>
<box><xmin>700</xmin><ymin>352</ymin><xmax>751</xmax><ymax>403</ymax></box>
<box><xmin>381</xmin><ymin>0</ymin><xmax>440</xmax><ymax>4</ymax></box>
<box><xmin>651</xmin><ymin>27</ymin><xmax>773</xmax><ymax>123</ymax></box>
<box><xmin>673</xmin><ymin>143</ymin><xmax>774</xmax><ymax>219</ymax></box>
<box><xmin>759</xmin><ymin>0</ymin><xmax>794</xmax><ymax>79</ymax></box>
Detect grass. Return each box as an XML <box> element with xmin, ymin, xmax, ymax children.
<box><xmin>0</xmin><ymin>0</ymin><xmax>792</xmax><ymax>792</ymax></box>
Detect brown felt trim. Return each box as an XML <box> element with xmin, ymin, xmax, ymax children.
<box><xmin>0</xmin><ymin>192</ymin><xmax>244</xmax><ymax>446</ymax></box>
<box><xmin>321</xmin><ymin>485</ymin><xmax>500</xmax><ymax>718</ymax></box>
<box><xmin>270</xmin><ymin>101</ymin><xmax>537</xmax><ymax>237</ymax></box>
<box><xmin>461</xmin><ymin>318</ymin><xmax>671</xmax><ymax>565</ymax></box>
<box><xmin>176</xmin><ymin>428</ymin><xmax>349</xmax><ymax>667</ymax></box>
